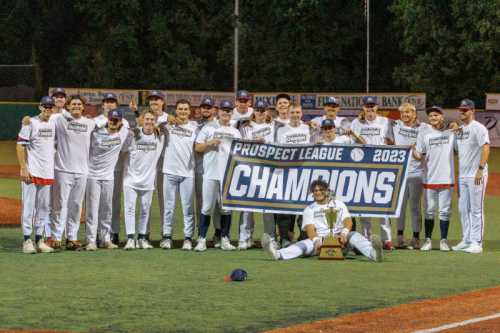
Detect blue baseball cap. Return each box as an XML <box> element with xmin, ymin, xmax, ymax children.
<box><xmin>200</xmin><ymin>97</ymin><xmax>215</xmax><ymax>107</ymax></box>
<box><xmin>220</xmin><ymin>100</ymin><xmax>234</xmax><ymax>109</ymax></box>
<box><xmin>102</xmin><ymin>92</ymin><xmax>118</xmax><ymax>102</ymax></box>
<box><xmin>324</xmin><ymin>96</ymin><xmax>339</xmax><ymax>106</ymax></box>
<box><xmin>362</xmin><ymin>96</ymin><xmax>378</xmax><ymax>106</ymax></box>
<box><xmin>108</xmin><ymin>109</ymin><xmax>123</xmax><ymax>119</ymax></box>
<box><xmin>51</xmin><ymin>87</ymin><xmax>66</xmax><ymax>97</ymax></box>
<box><xmin>321</xmin><ymin>119</ymin><xmax>336</xmax><ymax>128</ymax></box>
<box><xmin>148</xmin><ymin>90</ymin><xmax>165</xmax><ymax>100</ymax></box>
<box><xmin>236</xmin><ymin>90</ymin><xmax>250</xmax><ymax>100</ymax></box>
<box><xmin>254</xmin><ymin>100</ymin><xmax>268</xmax><ymax>109</ymax></box>
<box><xmin>40</xmin><ymin>96</ymin><xmax>55</xmax><ymax>106</ymax></box>
<box><xmin>458</xmin><ymin>99</ymin><xmax>475</xmax><ymax>109</ymax></box>
<box><xmin>426</xmin><ymin>105</ymin><xmax>443</xmax><ymax>114</ymax></box>
<box><xmin>229</xmin><ymin>269</ymin><xmax>247</xmax><ymax>282</ymax></box>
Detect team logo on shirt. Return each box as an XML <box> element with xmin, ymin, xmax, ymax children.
<box><xmin>171</xmin><ymin>126</ymin><xmax>194</xmax><ymax>138</ymax></box>
<box><xmin>214</xmin><ymin>132</ymin><xmax>235</xmax><ymax>140</ymax></box>
<box><xmin>252</xmin><ymin>127</ymin><xmax>271</xmax><ymax>139</ymax></box>
<box><xmin>398</xmin><ymin>127</ymin><xmax>418</xmax><ymax>139</ymax></box>
<box><xmin>137</xmin><ymin>142</ymin><xmax>157</xmax><ymax>151</ymax></box>
<box><xmin>360</xmin><ymin>128</ymin><xmax>381</xmax><ymax>136</ymax></box>
<box><xmin>100</xmin><ymin>137</ymin><xmax>121</xmax><ymax>148</ymax></box>
<box><xmin>314</xmin><ymin>210</ymin><xmax>326</xmax><ymax>218</ymax></box>
<box><xmin>456</xmin><ymin>131</ymin><xmax>470</xmax><ymax>140</ymax></box>
<box><xmin>285</xmin><ymin>133</ymin><xmax>308</xmax><ymax>144</ymax></box>
<box><xmin>38</xmin><ymin>128</ymin><xmax>53</xmax><ymax>138</ymax></box>
<box><xmin>67</xmin><ymin>122</ymin><xmax>89</xmax><ymax>132</ymax></box>
<box><xmin>429</xmin><ymin>135</ymin><xmax>450</xmax><ymax>146</ymax></box>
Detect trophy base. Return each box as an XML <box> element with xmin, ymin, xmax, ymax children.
<box><xmin>319</xmin><ymin>236</ymin><xmax>344</xmax><ymax>260</ymax></box>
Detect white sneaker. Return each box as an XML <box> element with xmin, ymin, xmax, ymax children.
<box><xmin>370</xmin><ymin>235</ymin><xmax>383</xmax><ymax>262</ymax></box>
<box><xmin>102</xmin><ymin>241</ymin><xmax>118</xmax><ymax>249</ymax></box>
<box><xmin>464</xmin><ymin>243</ymin><xmax>483</xmax><ymax>254</ymax></box>
<box><xmin>36</xmin><ymin>240</ymin><xmax>54</xmax><ymax>253</ymax></box>
<box><xmin>85</xmin><ymin>242</ymin><xmax>98</xmax><ymax>251</ymax></box>
<box><xmin>439</xmin><ymin>239</ymin><xmax>450</xmax><ymax>251</ymax></box>
<box><xmin>182</xmin><ymin>239</ymin><xmax>192</xmax><ymax>251</ymax></box>
<box><xmin>23</xmin><ymin>239</ymin><xmax>36</xmax><ymax>254</ymax></box>
<box><xmin>138</xmin><ymin>239</ymin><xmax>153</xmax><ymax>249</ymax></box>
<box><xmin>261</xmin><ymin>234</ymin><xmax>280</xmax><ymax>260</ymax></box>
<box><xmin>213</xmin><ymin>236</ymin><xmax>221</xmax><ymax>248</ymax></box>
<box><xmin>220</xmin><ymin>237</ymin><xmax>236</xmax><ymax>251</ymax></box>
<box><xmin>160</xmin><ymin>238</ymin><xmax>172</xmax><ymax>249</ymax></box>
<box><xmin>194</xmin><ymin>238</ymin><xmax>207</xmax><ymax>252</ymax></box>
<box><xmin>420</xmin><ymin>238</ymin><xmax>432</xmax><ymax>251</ymax></box>
<box><xmin>124</xmin><ymin>238</ymin><xmax>136</xmax><ymax>250</ymax></box>
<box><xmin>452</xmin><ymin>240</ymin><xmax>471</xmax><ymax>252</ymax></box>
<box><xmin>238</xmin><ymin>241</ymin><xmax>249</xmax><ymax>251</ymax></box>
<box><xmin>271</xmin><ymin>239</ymin><xmax>281</xmax><ymax>250</ymax></box>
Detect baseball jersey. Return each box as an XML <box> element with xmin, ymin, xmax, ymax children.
<box><xmin>351</xmin><ymin>116</ymin><xmax>392</xmax><ymax>145</ymax></box>
<box><xmin>196</xmin><ymin>122</ymin><xmax>242</xmax><ymax>181</ymax></box>
<box><xmin>231</xmin><ymin>107</ymin><xmax>254</xmax><ymax>122</ymax></box>
<box><xmin>416</xmin><ymin>126</ymin><xmax>455</xmax><ymax>186</ymax></box>
<box><xmin>311</xmin><ymin>115</ymin><xmax>348</xmax><ymax>129</ymax></box>
<box><xmin>123</xmin><ymin>129</ymin><xmax>165</xmax><ymax>191</ymax></box>
<box><xmin>301</xmin><ymin>200</ymin><xmax>351</xmax><ymax>238</ymax></box>
<box><xmin>276</xmin><ymin>123</ymin><xmax>311</xmax><ymax>145</ymax></box>
<box><xmin>241</xmin><ymin>122</ymin><xmax>275</xmax><ymax>143</ymax></box>
<box><xmin>51</xmin><ymin>113</ymin><xmax>95</xmax><ymax>175</ymax></box>
<box><xmin>94</xmin><ymin>114</ymin><xmax>130</xmax><ymax>129</ymax></box>
<box><xmin>88</xmin><ymin>126</ymin><xmax>131</xmax><ymax>180</ymax></box>
<box><xmin>392</xmin><ymin>120</ymin><xmax>430</xmax><ymax>174</ymax></box>
<box><xmin>162</xmin><ymin>121</ymin><xmax>198</xmax><ymax>177</ymax></box>
<box><xmin>322</xmin><ymin>135</ymin><xmax>354</xmax><ymax>145</ymax></box>
<box><xmin>194</xmin><ymin>119</ymin><xmax>217</xmax><ymax>174</ymax></box>
<box><xmin>17</xmin><ymin>116</ymin><xmax>56</xmax><ymax>180</ymax></box>
<box><xmin>455</xmin><ymin>120</ymin><xmax>490</xmax><ymax>178</ymax></box>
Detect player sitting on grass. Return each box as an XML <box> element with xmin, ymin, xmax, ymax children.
<box><xmin>261</xmin><ymin>179</ymin><xmax>383</xmax><ymax>262</ymax></box>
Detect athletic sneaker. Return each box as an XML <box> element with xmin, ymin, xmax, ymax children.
<box><xmin>194</xmin><ymin>238</ymin><xmax>207</xmax><ymax>252</ymax></box>
<box><xmin>182</xmin><ymin>239</ymin><xmax>192</xmax><ymax>251</ymax></box>
<box><xmin>138</xmin><ymin>239</ymin><xmax>153</xmax><ymax>249</ymax></box>
<box><xmin>238</xmin><ymin>241</ymin><xmax>249</xmax><ymax>251</ymax></box>
<box><xmin>23</xmin><ymin>239</ymin><xmax>36</xmax><ymax>254</ymax></box>
<box><xmin>420</xmin><ymin>238</ymin><xmax>432</xmax><ymax>251</ymax></box>
<box><xmin>439</xmin><ymin>239</ymin><xmax>450</xmax><ymax>251</ymax></box>
<box><xmin>383</xmin><ymin>240</ymin><xmax>395</xmax><ymax>251</ymax></box>
<box><xmin>124</xmin><ymin>238</ymin><xmax>136</xmax><ymax>250</ymax></box>
<box><xmin>102</xmin><ymin>241</ymin><xmax>118</xmax><ymax>249</ymax></box>
<box><xmin>261</xmin><ymin>234</ymin><xmax>280</xmax><ymax>260</ymax></box>
<box><xmin>220</xmin><ymin>237</ymin><xmax>236</xmax><ymax>251</ymax></box>
<box><xmin>212</xmin><ymin>235</ymin><xmax>221</xmax><ymax>249</ymax></box>
<box><xmin>85</xmin><ymin>242</ymin><xmax>98</xmax><ymax>251</ymax></box>
<box><xmin>463</xmin><ymin>243</ymin><xmax>483</xmax><ymax>254</ymax></box>
<box><xmin>271</xmin><ymin>238</ymin><xmax>280</xmax><ymax>250</ymax></box>
<box><xmin>408</xmin><ymin>238</ymin><xmax>420</xmax><ymax>250</ymax></box>
<box><xmin>370</xmin><ymin>235</ymin><xmax>383</xmax><ymax>262</ymax></box>
<box><xmin>66</xmin><ymin>240</ymin><xmax>83</xmax><ymax>251</ymax></box>
<box><xmin>36</xmin><ymin>240</ymin><xmax>54</xmax><ymax>253</ymax></box>
<box><xmin>395</xmin><ymin>235</ymin><xmax>406</xmax><ymax>249</ymax></box>
<box><xmin>160</xmin><ymin>238</ymin><xmax>172</xmax><ymax>249</ymax></box>
<box><xmin>451</xmin><ymin>240</ymin><xmax>471</xmax><ymax>252</ymax></box>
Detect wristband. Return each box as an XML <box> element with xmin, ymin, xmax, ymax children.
<box><xmin>340</xmin><ymin>228</ymin><xmax>350</xmax><ymax>237</ymax></box>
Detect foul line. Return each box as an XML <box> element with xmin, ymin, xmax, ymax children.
<box><xmin>413</xmin><ymin>312</ymin><xmax>500</xmax><ymax>333</ymax></box>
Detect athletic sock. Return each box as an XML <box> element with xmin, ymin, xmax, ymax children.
<box><xmin>138</xmin><ymin>234</ymin><xmax>146</xmax><ymax>240</ymax></box>
<box><xmin>35</xmin><ymin>235</ymin><xmax>42</xmax><ymax>243</ymax></box>
<box><xmin>220</xmin><ymin>215</ymin><xmax>232</xmax><ymax>238</ymax></box>
<box><xmin>424</xmin><ymin>219</ymin><xmax>434</xmax><ymax>239</ymax></box>
<box><xmin>397</xmin><ymin>230</ymin><xmax>404</xmax><ymax>236</ymax></box>
<box><xmin>199</xmin><ymin>214</ymin><xmax>211</xmax><ymax>238</ymax></box>
<box><xmin>413</xmin><ymin>232</ymin><xmax>420</xmax><ymax>239</ymax></box>
<box><xmin>214</xmin><ymin>228</ymin><xmax>221</xmax><ymax>238</ymax></box>
<box><xmin>185</xmin><ymin>237</ymin><xmax>192</xmax><ymax>241</ymax></box>
<box><xmin>127</xmin><ymin>234</ymin><xmax>134</xmax><ymax>239</ymax></box>
<box><xmin>24</xmin><ymin>235</ymin><xmax>30</xmax><ymax>241</ymax></box>
<box><xmin>439</xmin><ymin>220</ymin><xmax>450</xmax><ymax>240</ymax></box>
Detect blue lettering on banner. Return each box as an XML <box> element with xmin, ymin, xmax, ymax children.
<box><xmin>221</xmin><ymin>140</ymin><xmax>411</xmax><ymax>217</ymax></box>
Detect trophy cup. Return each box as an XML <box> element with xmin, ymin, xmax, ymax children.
<box><xmin>319</xmin><ymin>200</ymin><xmax>344</xmax><ymax>260</ymax></box>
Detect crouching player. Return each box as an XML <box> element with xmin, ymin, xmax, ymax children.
<box><xmin>261</xmin><ymin>179</ymin><xmax>383</xmax><ymax>262</ymax></box>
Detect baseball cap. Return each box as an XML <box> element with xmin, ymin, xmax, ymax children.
<box><xmin>225</xmin><ymin>269</ymin><xmax>247</xmax><ymax>282</ymax></box>
<box><xmin>220</xmin><ymin>100</ymin><xmax>234</xmax><ymax>109</ymax></box>
<box><xmin>51</xmin><ymin>87</ymin><xmax>66</xmax><ymax>97</ymax></box>
<box><xmin>236</xmin><ymin>90</ymin><xmax>250</xmax><ymax>100</ymax></box>
<box><xmin>200</xmin><ymin>97</ymin><xmax>215</xmax><ymax>107</ymax></box>
<box><xmin>148</xmin><ymin>90</ymin><xmax>165</xmax><ymax>100</ymax></box>
<box><xmin>40</xmin><ymin>96</ymin><xmax>55</xmax><ymax>106</ymax></box>
<box><xmin>324</xmin><ymin>96</ymin><xmax>339</xmax><ymax>106</ymax></box>
<box><xmin>254</xmin><ymin>100</ymin><xmax>268</xmax><ymax>109</ymax></box>
<box><xmin>102</xmin><ymin>92</ymin><xmax>118</xmax><ymax>102</ymax></box>
<box><xmin>321</xmin><ymin>119</ymin><xmax>336</xmax><ymax>128</ymax></box>
<box><xmin>362</xmin><ymin>96</ymin><xmax>378</xmax><ymax>106</ymax></box>
<box><xmin>108</xmin><ymin>109</ymin><xmax>123</xmax><ymax>119</ymax></box>
<box><xmin>426</xmin><ymin>106</ymin><xmax>443</xmax><ymax>114</ymax></box>
<box><xmin>458</xmin><ymin>99</ymin><xmax>475</xmax><ymax>109</ymax></box>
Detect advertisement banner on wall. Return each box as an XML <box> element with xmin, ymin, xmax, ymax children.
<box><xmin>49</xmin><ymin>87</ymin><xmax>138</xmax><ymax>105</ymax></box>
<box><xmin>476</xmin><ymin>111</ymin><xmax>500</xmax><ymax>147</ymax></box>
<box><xmin>486</xmin><ymin>93</ymin><xmax>500</xmax><ymax>111</ymax></box>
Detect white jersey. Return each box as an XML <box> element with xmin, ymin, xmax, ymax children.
<box><xmin>322</xmin><ymin>135</ymin><xmax>354</xmax><ymax>145</ymax></box>
<box><xmin>274</xmin><ymin>117</ymin><xmax>290</xmax><ymax>126</ymax></box>
<box><xmin>301</xmin><ymin>200</ymin><xmax>351</xmax><ymax>237</ymax></box>
<box><xmin>196</xmin><ymin>121</ymin><xmax>242</xmax><ymax>181</ymax></box>
<box><xmin>123</xmin><ymin>129</ymin><xmax>165</xmax><ymax>191</ymax></box>
<box><xmin>162</xmin><ymin>121</ymin><xmax>198</xmax><ymax>177</ymax></box>
<box><xmin>392</xmin><ymin>120</ymin><xmax>429</xmax><ymax>174</ymax></box>
<box><xmin>231</xmin><ymin>107</ymin><xmax>254</xmax><ymax>123</ymax></box>
<box><xmin>93</xmin><ymin>114</ymin><xmax>130</xmax><ymax>129</ymax></box>
<box><xmin>416</xmin><ymin>126</ymin><xmax>455</xmax><ymax>186</ymax></box>
<box><xmin>17</xmin><ymin>116</ymin><xmax>56</xmax><ymax>180</ymax></box>
<box><xmin>351</xmin><ymin>116</ymin><xmax>391</xmax><ymax>145</ymax></box>
<box><xmin>241</xmin><ymin>122</ymin><xmax>275</xmax><ymax>143</ymax></box>
<box><xmin>455</xmin><ymin>120</ymin><xmax>490</xmax><ymax>178</ymax></box>
<box><xmin>51</xmin><ymin>113</ymin><xmax>95</xmax><ymax>175</ymax></box>
<box><xmin>88</xmin><ymin>126</ymin><xmax>131</xmax><ymax>180</ymax></box>
<box><xmin>311</xmin><ymin>115</ymin><xmax>348</xmax><ymax>129</ymax></box>
<box><xmin>276</xmin><ymin>123</ymin><xmax>311</xmax><ymax>145</ymax></box>
<box><xmin>194</xmin><ymin>119</ymin><xmax>217</xmax><ymax>174</ymax></box>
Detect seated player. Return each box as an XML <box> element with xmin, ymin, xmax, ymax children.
<box><xmin>261</xmin><ymin>179</ymin><xmax>383</xmax><ymax>262</ymax></box>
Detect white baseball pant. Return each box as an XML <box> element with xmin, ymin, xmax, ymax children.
<box><xmin>194</xmin><ymin>171</ymin><xmax>203</xmax><ymax>229</ymax></box>
<box><xmin>278</xmin><ymin>232</ymin><xmax>377</xmax><ymax>261</ymax></box>
<box><xmin>51</xmin><ymin>170</ymin><xmax>87</xmax><ymax>241</ymax></box>
<box><xmin>458</xmin><ymin>174</ymin><xmax>487</xmax><ymax>244</ymax></box>
<box><xmin>202</xmin><ymin>179</ymin><xmax>230</xmax><ymax>216</ymax></box>
<box><xmin>239</xmin><ymin>212</ymin><xmax>254</xmax><ymax>242</ymax></box>
<box><xmin>263</xmin><ymin>213</ymin><xmax>277</xmax><ymax>239</ymax></box>
<box><xmin>155</xmin><ymin>159</ymin><xmax>165</xmax><ymax>228</ymax></box>
<box><xmin>124</xmin><ymin>185</ymin><xmax>152</xmax><ymax>236</ymax></box>
<box><xmin>360</xmin><ymin>217</ymin><xmax>392</xmax><ymax>242</ymax></box>
<box><xmin>21</xmin><ymin>182</ymin><xmax>50</xmax><ymax>237</ymax></box>
<box><xmin>44</xmin><ymin>185</ymin><xmax>53</xmax><ymax>237</ymax></box>
<box><xmin>111</xmin><ymin>154</ymin><xmax>126</xmax><ymax>235</ymax></box>
<box><xmin>85</xmin><ymin>178</ymin><xmax>113</xmax><ymax>243</ymax></box>
<box><xmin>162</xmin><ymin>173</ymin><xmax>195</xmax><ymax>238</ymax></box>
<box><xmin>425</xmin><ymin>187</ymin><xmax>452</xmax><ymax>221</ymax></box>
<box><xmin>397</xmin><ymin>174</ymin><xmax>423</xmax><ymax>233</ymax></box>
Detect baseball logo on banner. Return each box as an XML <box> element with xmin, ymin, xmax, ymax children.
<box><xmin>221</xmin><ymin>140</ymin><xmax>411</xmax><ymax>217</ymax></box>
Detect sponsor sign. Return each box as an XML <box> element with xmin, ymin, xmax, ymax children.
<box><xmin>49</xmin><ymin>87</ymin><xmax>138</xmax><ymax>105</ymax></box>
<box><xmin>486</xmin><ymin>93</ymin><xmax>500</xmax><ymax>111</ymax></box>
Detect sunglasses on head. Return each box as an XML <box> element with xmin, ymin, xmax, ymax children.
<box><xmin>238</xmin><ymin>98</ymin><xmax>250</xmax><ymax>103</ymax></box>
<box><xmin>41</xmin><ymin>105</ymin><xmax>54</xmax><ymax>109</ymax></box>
<box><xmin>108</xmin><ymin>118</ymin><xmax>121</xmax><ymax>123</ymax></box>
<box><xmin>321</xmin><ymin>126</ymin><xmax>335</xmax><ymax>130</ymax></box>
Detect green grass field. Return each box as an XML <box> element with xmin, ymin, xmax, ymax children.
<box><xmin>1</xmin><ymin>141</ymin><xmax>499</xmax><ymax>333</ymax></box>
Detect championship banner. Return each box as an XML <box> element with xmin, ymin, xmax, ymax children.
<box><xmin>222</xmin><ymin>140</ymin><xmax>411</xmax><ymax>217</ymax></box>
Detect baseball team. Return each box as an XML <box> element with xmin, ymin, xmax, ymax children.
<box><xmin>17</xmin><ymin>88</ymin><xmax>490</xmax><ymax>261</ymax></box>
